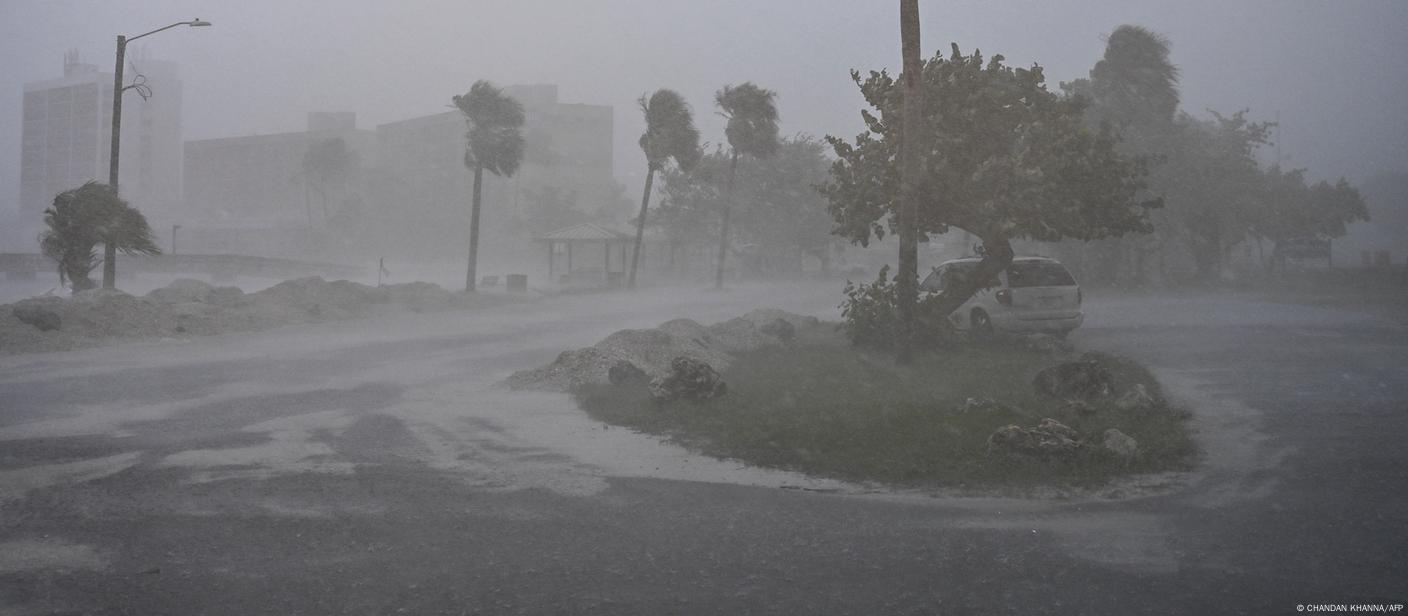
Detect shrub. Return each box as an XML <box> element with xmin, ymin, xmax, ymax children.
<box><xmin>839</xmin><ymin>265</ymin><xmax>954</xmax><ymax>349</ymax></box>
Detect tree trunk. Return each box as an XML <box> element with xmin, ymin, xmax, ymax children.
<box><xmin>714</xmin><ymin>151</ymin><xmax>740</xmax><ymax>290</ymax></box>
<box><xmin>466</xmin><ymin>164</ymin><xmax>484</xmax><ymax>292</ymax></box>
<box><xmin>628</xmin><ymin>166</ymin><xmax>656</xmax><ymax>289</ymax></box>
<box><xmin>930</xmin><ymin>235</ymin><xmax>1014</xmax><ymax>319</ymax></box>
<box><xmin>896</xmin><ymin>0</ymin><xmax>924</xmax><ymax>363</ymax></box>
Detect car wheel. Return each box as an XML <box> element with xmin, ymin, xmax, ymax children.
<box><xmin>971</xmin><ymin>308</ymin><xmax>994</xmax><ymax>334</ymax></box>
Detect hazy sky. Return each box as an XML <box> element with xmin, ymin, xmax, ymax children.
<box><xmin>3</xmin><ymin>0</ymin><xmax>1406</xmax><ymax>217</ymax></box>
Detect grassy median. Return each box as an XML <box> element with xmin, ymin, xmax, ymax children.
<box><xmin>573</xmin><ymin>324</ymin><xmax>1195</xmax><ymax>488</ymax></box>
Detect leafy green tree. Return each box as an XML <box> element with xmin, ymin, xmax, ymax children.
<box><xmin>1158</xmin><ymin>110</ymin><xmax>1271</xmax><ymax>280</ymax></box>
<box><xmin>39</xmin><ymin>181</ymin><xmax>160</xmax><ymax>292</ymax></box>
<box><xmin>824</xmin><ymin>44</ymin><xmax>1157</xmax><ymax>324</ymax></box>
<box><xmin>453</xmin><ymin>81</ymin><xmax>525</xmax><ymax>292</ymax></box>
<box><xmin>629</xmin><ymin>89</ymin><xmax>701</xmax><ymax>289</ymax></box>
<box><xmin>713</xmin><ymin>83</ymin><xmax>780</xmax><ymax>289</ymax></box>
<box><xmin>653</xmin><ymin>137</ymin><xmax>837</xmax><ymax>278</ymax></box>
<box><xmin>1251</xmin><ymin>167</ymin><xmax>1368</xmax><ymax>273</ymax></box>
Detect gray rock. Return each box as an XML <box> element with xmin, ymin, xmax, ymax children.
<box><xmin>649</xmin><ymin>356</ymin><xmax>727</xmax><ymax>402</ymax></box>
<box><xmin>607</xmin><ymin>359</ymin><xmax>649</xmax><ymax>387</ymax></box>
<box><xmin>1102</xmin><ymin>428</ymin><xmax>1138</xmax><ymax>460</ymax></box>
<box><xmin>1114</xmin><ymin>383</ymin><xmax>1156</xmax><ymax>411</ymax></box>
<box><xmin>987</xmin><ymin>418</ymin><xmax>1082</xmax><ymax>459</ymax></box>
<box><xmin>12</xmin><ymin>303</ymin><xmax>61</xmax><ymax>331</ymax></box>
<box><xmin>1033</xmin><ymin>360</ymin><xmax>1113</xmax><ymax>400</ymax></box>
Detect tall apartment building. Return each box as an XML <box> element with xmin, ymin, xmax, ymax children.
<box><xmin>19</xmin><ymin>51</ymin><xmax>183</xmax><ymax>220</ymax></box>
<box><xmin>182</xmin><ymin>112</ymin><xmax>376</xmax><ymax>224</ymax></box>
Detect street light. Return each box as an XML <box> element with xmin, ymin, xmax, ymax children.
<box><xmin>103</xmin><ymin>18</ymin><xmax>211</xmax><ymax>289</ymax></box>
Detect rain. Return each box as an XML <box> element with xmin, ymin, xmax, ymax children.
<box><xmin>0</xmin><ymin>1</ymin><xmax>1405</xmax><ymax>613</ymax></box>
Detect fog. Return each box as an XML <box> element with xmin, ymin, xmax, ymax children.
<box><xmin>2</xmin><ymin>0</ymin><xmax>1406</xmax><ymax>209</ymax></box>
<box><xmin>2</xmin><ymin>3</ymin><xmax>1407</xmax><ymax>613</ymax></box>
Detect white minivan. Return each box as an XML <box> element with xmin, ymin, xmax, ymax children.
<box><xmin>919</xmin><ymin>256</ymin><xmax>1084</xmax><ymax>337</ymax></box>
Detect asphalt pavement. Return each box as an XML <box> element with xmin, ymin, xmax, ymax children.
<box><xmin>1</xmin><ymin>283</ymin><xmax>1404</xmax><ymax>615</ymax></box>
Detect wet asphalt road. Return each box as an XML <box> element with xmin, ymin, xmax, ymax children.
<box><xmin>1</xmin><ymin>284</ymin><xmax>1405</xmax><ymax>615</ymax></box>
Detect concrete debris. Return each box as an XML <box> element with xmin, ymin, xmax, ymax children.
<box><xmin>506</xmin><ymin>309</ymin><xmax>816</xmax><ymax>392</ymax></box>
<box><xmin>1102</xmin><ymin>428</ymin><xmax>1139</xmax><ymax>460</ymax></box>
<box><xmin>987</xmin><ymin>418</ymin><xmax>1082</xmax><ymax>459</ymax></box>
<box><xmin>649</xmin><ymin>356</ymin><xmax>728</xmax><ymax>402</ymax></box>
<box><xmin>12</xmin><ymin>303</ymin><xmax>62</xmax><ymax>332</ymax></box>
<box><xmin>1033</xmin><ymin>359</ymin><xmax>1113</xmax><ymax>400</ymax></box>
<box><xmin>1</xmin><ymin>277</ymin><xmax>507</xmax><ymax>355</ymax></box>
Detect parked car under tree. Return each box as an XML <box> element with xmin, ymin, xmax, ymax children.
<box><xmin>920</xmin><ymin>256</ymin><xmax>1084</xmax><ymax>337</ymax></box>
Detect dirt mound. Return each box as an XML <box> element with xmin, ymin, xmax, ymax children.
<box><xmin>506</xmin><ymin>309</ymin><xmax>814</xmax><ymax>392</ymax></box>
<box><xmin>1</xmin><ymin>277</ymin><xmax>503</xmax><ymax>355</ymax></box>
<box><xmin>145</xmin><ymin>278</ymin><xmax>245</xmax><ymax>306</ymax></box>
<box><xmin>250</xmin><ymin>277</ymin><xmax>391</xmax><ymax>320</ymax></box>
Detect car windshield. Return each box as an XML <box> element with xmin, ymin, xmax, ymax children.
<box><xmin>1006</xmin><ymin>261</ymin><xmax>1076</xmax><ymax>287</ymax></box>
<box><xmin>941</xmin><ymin>262</ymin><xmax>999</xmax><ymax>290</ymax></box>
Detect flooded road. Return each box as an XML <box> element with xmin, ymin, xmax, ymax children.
<box><xmin>1</xmin><ymin>283</ymin><xmax>1404</xmax><ymax>614</ymax></box>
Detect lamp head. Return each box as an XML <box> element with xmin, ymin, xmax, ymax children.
<box><xmin>189</xmin><ymin>19</ymin><xmax>212</xmax><ymax>27</ymax></box>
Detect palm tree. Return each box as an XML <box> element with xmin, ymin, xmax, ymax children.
<box><xmin>1088</xmin><ymin>25</ymin><xmax>1180</xmax><ymax>132</ymax></box>
<box><xmin>452</xmin><ymin>81</ymin><xmax>525</xmax><ymax>292</ymax></box>
<box><xmin>39</xmin><ymin>181</ymin><xmax>160</xmax><ymax>292</ymax></box>
<box><xmin>713</xmin><ymin>82</ymin><xmax>779</xmax><ymax>289</ymax></box>
<box><xmin>629</xmin><ymin>89</ymin><xmax>701</xmax><ymax>289</ymax></box>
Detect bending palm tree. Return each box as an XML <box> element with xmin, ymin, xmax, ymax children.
<box><xmin>629</xmin><ymin>89</ymin><xmax>701</xmax><ymax>289</ymax></box>
<box><xmin>453</xmin><ymin>81</ymin><xmax>525</xmax><ymax>292</ymax></box>
<box><xmin>39</xmin><ymin>181</ymin><xmax>160</xmax><ymax>292</ymax></box>
<box><xmin>713</xmin><ymin>83</ymin><xmax>779</xmax><ymax>290</ymax></box>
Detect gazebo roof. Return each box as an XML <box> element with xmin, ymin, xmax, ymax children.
<box><xmin>533</xmin><ymin>223</ymin><xmax>633</xmax><ymax>242</ymax></box>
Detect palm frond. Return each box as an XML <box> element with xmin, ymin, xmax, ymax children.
<box><xmin>715</xmin><ymin>82</ymin><xmax>780</xmax><ymax>158</ymax></box>
<box><xmin>639</xmin><ymin>89</ymin><xmax>702</xmax><ymax>171</ymax></box>
<box><xmin>453</xmin><ymin>80</ymin><xmax>527</xmax><ymax>178</ymax></box>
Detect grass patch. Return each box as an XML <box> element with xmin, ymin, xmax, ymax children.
<box><xmin>573</xmin><ymin>325</ymin><xmax>1195</xmax><ymax>488</ymax></box>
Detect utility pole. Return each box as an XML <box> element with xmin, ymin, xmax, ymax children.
<box><xmin>896</xmin><ymin>0</ymin><xmax>924</xmax><ymax>364</ymax></box>
<box><xmin>103</xmin><ymin>19</ymin><xmax>211</xmax><ymax>289</ymax></box>
<box><xmin>102</xmin><ymin>34</ymin><xmax>126</xmax><ymax>289</ymax></box>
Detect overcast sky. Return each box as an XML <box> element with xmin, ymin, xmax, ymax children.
<box><xmin>2</xmin><ymin>0</ymin><xmax>1406</xmax><ymax>217</ymax></box>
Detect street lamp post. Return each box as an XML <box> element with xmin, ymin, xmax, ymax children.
<box><xmin>103</xmin><ymin>18</ymin><xmax>211</xmax><ymax>289</ymax></box>
<box><xmin>171</xmin><ymin>224</ymin><xmax>181</xmax><ymax>255</ymax></box>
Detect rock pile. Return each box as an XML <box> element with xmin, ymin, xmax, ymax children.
<box><xmin>1033</xmin><ymin>358</ymin><xmax>1113</xmax><ymax>400</ymax></box>
<box><xmin>505</xmin><ymin>309</ymin><xmax>819</xmax><ymax>392</ymax></box>
<box><xmin>987</xmin><ymin>419</ymin><xmax>1142</xmax><ymax>462</ymax></box>
<box><xmin>648</xmin><ymin>357</ymin><xmax>728</xmax><ymax>402</ymax></box>
<box><xmin>987</xmin><ymin>418</ymin><xmax>1083</xmax><ymax>459</ymax></box>
<box><xmin>1</xmin><ymin>277</ymin><xmax>496</xmax><ymax>355</ymax></box>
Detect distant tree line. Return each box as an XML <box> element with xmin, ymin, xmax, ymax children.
<box><xmin>1055</xmin><ymin>25</ymin><xmax>1367</xmax><ymax>286</ymax></box>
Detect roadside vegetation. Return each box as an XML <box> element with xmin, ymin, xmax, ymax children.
<box><xmin>574</xmin><ymin>323</ymin><xmax>1194</xmax><ymax>488</ymax></box>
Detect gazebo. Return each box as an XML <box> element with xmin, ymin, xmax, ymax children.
<box><xmin>533</xmin><ymin>223</ymin><xmax>636</xmax><ymax>284</ymax></box>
